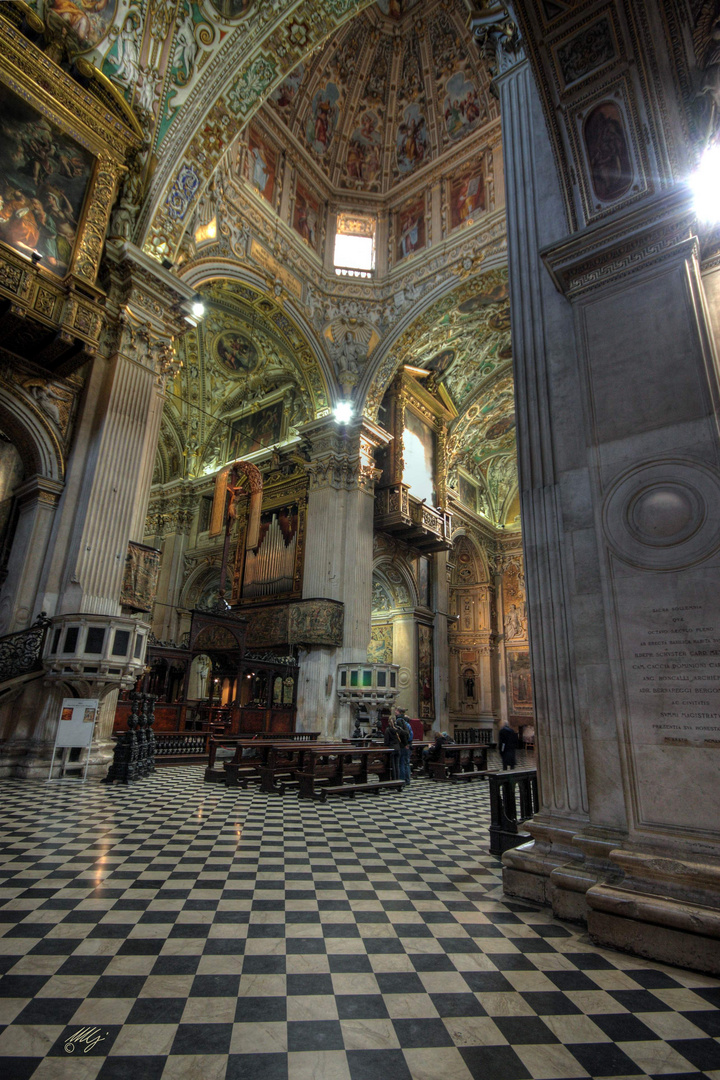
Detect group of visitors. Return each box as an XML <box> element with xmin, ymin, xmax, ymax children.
<box><xmin>384</xmin><ymin>711</ymin><xmax>520</xmax><ymax>781</ymax></box>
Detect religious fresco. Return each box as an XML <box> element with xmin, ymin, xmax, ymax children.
<box><xmin>450</xmin><ymin>165</ymin><xmax>485</xmax><ymax>229</ymax></box>
<box><xmin>270</xmin><ymin>64</ymin><xmax>304</xmax><ymax>111</ymax></box>
<box><xmin>396</xmin><ymin>197</ymin><xmax>425</xmax><ymax>261</ymax></box>
<box><xmin>368</xmin><ymin>624</ymin><xmax>393</xmax><ymax>664</ymax></box>
<box><xmin>247</xmin><ymin>129</ymin><xmax>275</xmax><ymax>204</ymax></box>
<box><xmin>418</xmin><ymin>623</ymin><xmax>434</xmax><ymax>719</ymax></box>
<box><xmin>507</xmin><ymin>650</ymin><xmax>533</xmax><ymax>715</ymax></box>
<box><xmin>444</xmin><ymin>72</ymin><xmax>483</xmax><ymax>140</ymax></box>
<box><xmin>584</xmin><ymin>100</ymin><xmax>633</xmax><ymax>202</ymax></box>
<box><xmin>45</xmin><ymin>0</ymin><xmax>117</xmax><ymax>51</ymax></box>
<box><xmin>396</xmin><ymin>104</ymin><xmax>430</xmax><ymax>174</ymax></box>
<box><xmin>0</xmin><ymin>82</ymin><xmax>94</xmax><ymax>276</ymax></box>
<box><xmin>228</xmin><ymin>401</ymin><xmax>283</xmax><ymax>460</ymax></box>
<box><xmin>345</xmin><ymin>111</ymin><xmax>382</xmax><ymax>188</ymax></box>
<box><xmin>293</xmin><ymin>182</ymin><xmax>320</xmax><ymax>250</ymax></box>
<box><xmin>215</xmin><ymin>331</ymin><xmax>258</xmax><ymax>373</ymax></box>
<box><xmin>306</xmin><ymin>83</ymin><xmax>340</xmax><ymax>156</ymax></box>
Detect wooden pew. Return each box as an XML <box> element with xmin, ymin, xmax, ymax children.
<box><xmin>297</xmin><ymin>746</ymin><xmax>404</xmax><ymax>802</ymax></box>
<box><xmin>429</xmin><ymin>742</ymin><xmax>490</xmax><ymax>782</ymax></box>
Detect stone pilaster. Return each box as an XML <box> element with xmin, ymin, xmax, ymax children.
<box><xmin>493</xmin><ymin>20</ymin><xmax>720</xmax><ymax>970</ymax></box>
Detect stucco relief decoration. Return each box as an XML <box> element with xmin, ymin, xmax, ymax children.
<box><xmin>166</xmin><ymin>164</ymin><xmax>200</xmax><ymax>221</ymax></box>
<box><xmin>228</xmin><ymin>55</ymin><xmax>278</xmax><ymax>118</ymax></box>
<box><xmin>555</xmin><ymin>17</ymin><xmax>616</xmax><ymax>87</ymax></box>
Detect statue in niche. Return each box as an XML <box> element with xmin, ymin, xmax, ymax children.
<box><xmin>504</xmin><ymin>603</ymin><xmax>525</xmax><ymax>641</ymax></box>
<box><xmin>109</xmin><ymin>156</ymin><xmax>144</xmax><ymax>240</ymax></box>
<box><xmin>332</xmin><ymin>330</ymin><xmax>366</xmax><ymax>395</ymax></box>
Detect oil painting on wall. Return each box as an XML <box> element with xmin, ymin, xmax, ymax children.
<box><xmin>396</xmin><ymin>197</ymin><xmax>425</xmax><ymax>261</ymax></box>
<box><xmin>458</xmin><ymin>473</ymin><xmax>477</xmax><ymax>511</ymax></box>
<box><xmin>216</xmin><ymin>331</ymin><xmax>259</xmax><ymax>373</ymax></box>
<box><xmin>368</xmin><ymin>624</ymin><xmax>393</xmax><ymax>663</ymax></box>
<box><xmin>46</xmin><ymin>0</ymin><xmax>117</xmax><ymax>51</ymax></box>
<box><xmin>418</xmin><ymin>623</ymin><xmax>434</xmax><ymax>719</ymax></box>
<box><xmin>583</xmin><ymin>100</ymin><xmax>633</xmax><ymax>202</ymax></box>
<box><xmin>228</xmin><ymin>401</ymin><xmax>283</xmax><ymax>460</ymax></box>
<box><xmin>507</xmin><ymin>650</ymin><xmax>533</xmax><ymax>715</ymax></box>
<box><xmin>247</xmin><ymin>128</ymin><xmax>276</xmax><ymax>204</ymax></box>
<box><xmin>450</xmin><ymin>166</ymin><xmax>485</xmax><ymax>229</ymax></box>
<box><xmin>293</xmin><ymin>182</ymin><xmax>320</xmax><ymax>250</ymax></box>
<box><xmin>0</xmin><ymin>82</ymin><xmax>95</xmax><ymax>276</ymax></box>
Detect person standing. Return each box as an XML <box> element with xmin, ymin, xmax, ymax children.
<box><xmin>498</xmin><ymin>721</ymin><xmax>519</xmax><ymax>770</ymax></box>
<box><xmin>384</xmin><ymin>716</ymin><xmax>402</xmax><ymax>781</ymax></box>
<box><xmin>395</xmin><ymin>709</ymin><xmax>412</xmax><ymax>785</ymax></box>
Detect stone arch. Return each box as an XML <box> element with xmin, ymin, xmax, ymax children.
<box><xmin>450</xmin><ymin>528</ymin><xmax>490</xmax><ymax>585</ymax></box>
<box><xmin>0</xmin><ymin>387</ymin><xmax>65</xmax><ymax>483</ymax></box>
<box><xmin>358</xmin><ymin>259</ymin><xmax>508</xmax><ymax>421</ymax></box>
<box><xmin>372</xmin><ymin>556</ymin><xmax>418</xmax><ymax>611</ymax></box>
<box><xmin>180</xmin><ymin>563</ymin><xmax>223</xmax><ymax>612</ymax></box>
<box><xmin>177</xmin><ymin>261</ymin><xmax>335</xmax><ymax>415</ymax></box>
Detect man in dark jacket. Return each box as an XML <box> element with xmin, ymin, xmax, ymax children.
<box><xmin>422</xmin><ymin>730</ymin><xmax>453</xmax><ymax>775</ymax></box>
<box><xmin>498</xmin><ymin>721</ymin><xmax>519</xmax><ymax>770</ymax></box>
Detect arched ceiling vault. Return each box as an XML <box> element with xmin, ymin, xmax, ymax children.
<box><xmin>361</xmin><ymin>266</ymin><xmax>519</xmax><ymax>528</ymax></box>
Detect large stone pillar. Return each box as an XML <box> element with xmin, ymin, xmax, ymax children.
<box><xmin>0</xmin><ymin>243</ymin><xmax>197</xmax><ymax>777</ymax></box>
<box><xmin>296</xmin><ymin>416</ymin><xmax>391</xmax><ymax>736</ymax></box>
<box><xmin>494</xmin><ymin>26</ymin><xmax>720</xmax><ymax>971</ymax></box>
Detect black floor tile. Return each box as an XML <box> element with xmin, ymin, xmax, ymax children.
<box><xmin>287</xmin><ymin>1019</ymin><xmax>344</xmax><ymax>1051</ymax></box>
<box><xmin>460</xmin><ymin>1044</ymin><xmax>533</xmax><ymax>1080</ymax></box>
<box><xmin>568</xmin><ymin>1042</ymin><xmax>645</xmax><ymax>1076</ymax></box>
<box><xmin>493</xmin><ymin>1015</ymin><xmax>561</xmax><ymax>1043</ymax></box>
<box><xmin>668</xmin><ymin>1038</ymin><xmax>720</xmax><ymax>1071</ymax></box>
<box><xmin>170</xmin><ymin>1022</ymin><xmax>233</xmax><ymax>1054</ymax></box>
<box><xmin>227</xmin><ymin>1053</ymin><xmax>288</xmax><ymax>1080</ymax></box>
<box><xmin>346</xmin><ymin>1048</ymin><xmax>413</xmax><ymax>1080</ymax></box>
<box><xmin>336</xmin><ymin>994</ymin><xmax>389</xmax><ymax>1019</ymax></box>
<box><xmin>592</xmin><ymin>1012</ymin><xmax>662</xmax><ymax>1041</ymax></box>
<box><xmin>392</xmin><ymin>1017</ymin><xmax>454</xmax><ymax>1047</ymax></box>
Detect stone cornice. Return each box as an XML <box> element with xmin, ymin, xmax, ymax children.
<box><xmin>541</xmin><ymin>188</ymin><xmax>697</xmax><ymax>300</ymax></box>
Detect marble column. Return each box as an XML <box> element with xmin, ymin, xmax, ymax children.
<box><xmin>297</xmin><ymin>415</ymin><xmax>391</xmax><ymax>736</ymax></box>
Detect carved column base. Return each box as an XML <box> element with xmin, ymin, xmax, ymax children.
<box><xmin>504</xmin><ymin>822</ymin><xmax>720</xmax><ymax>974</ymax></box>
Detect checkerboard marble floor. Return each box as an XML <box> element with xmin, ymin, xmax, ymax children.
<box><xmin>0</xmin><ymin>766</ymin><xmax>718</xmax><ymax>1080</ymax></box>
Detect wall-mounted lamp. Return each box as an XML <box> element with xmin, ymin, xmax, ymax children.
<box><xmin>334</xmin><ymin>401</ymin><xmax>354</xmax><ymax>424</ymax></box>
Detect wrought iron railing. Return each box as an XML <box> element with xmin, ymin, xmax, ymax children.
<box><xmin>0</xmin><ymin>612</ymin><xmax>51</xmax><ymax>684</ymax></box>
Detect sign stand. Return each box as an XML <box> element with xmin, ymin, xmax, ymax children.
<box><xmin>48</xmin><ymin>698</ymin><xmax>99</xmax><ymax>782</ymax></box>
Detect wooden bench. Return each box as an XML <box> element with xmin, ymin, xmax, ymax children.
<box><xmin>297</xmin><ymin>746</ymin><xmax>404</xmax><ymax>802</ymax></box>
<box><xmin>428</xmin><ymin>743</ymin><xmax>490</xmax><ymax>782</ymax></box>
<box><xmin>204</xmin><ymin>735</ymin><xmax>322</xmax><ymax>787</ymax></box>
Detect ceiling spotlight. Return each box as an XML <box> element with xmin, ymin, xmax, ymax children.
<box><xmin>334</xmin><ymin>401</ymin><xmax>354</xmax><ymax>424</ymax></box>
<box><xmin>30</xmin><ymin>250</ymin><xmax>42</xmax><ymax>266</ymax></box>
<box><xmin>161</xmin><ymin>257</ymin><xmax>174</xmax><ymax>270</ymax></box>
<box><xmin>190</xmin><ymin>295</ymin><xmax>205</xmax><ymax>320</ymax></box>
<box><xmin>691</xmin><ymin>142</ymin><xmax>720</xmax><ymax>225</ymax></box>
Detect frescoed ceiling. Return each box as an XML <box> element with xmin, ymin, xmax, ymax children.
<box><xmin>154</xmin><ymin>280</ymin><xmax>328</xmax><ymax>485</ymax></box>
<box><xmin>264</xmin><ymin>0</ymin><xmax>497</xmax><ymax>196</ymax></box>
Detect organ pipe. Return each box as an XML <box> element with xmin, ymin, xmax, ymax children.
<box><xmin>243</xmin><ymin>511</ymin><xmax>297</xmax><ymax>597</ymax></box>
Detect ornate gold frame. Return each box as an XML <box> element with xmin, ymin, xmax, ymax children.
<box><xmin>0</xmin><ymin>9</ymin><xmax>141</xmax><ymax>289</ymax></box>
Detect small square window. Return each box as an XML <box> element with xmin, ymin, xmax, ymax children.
<box><xmin>334</xmin><ymin>212</ymin><xmax>375</xmax><ymax>278</ymax></box>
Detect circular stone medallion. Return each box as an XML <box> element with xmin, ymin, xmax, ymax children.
<box><xmin>602</xmin><ymin>459</ymin><xmax>720</xmax><ymax>571</ymax></box>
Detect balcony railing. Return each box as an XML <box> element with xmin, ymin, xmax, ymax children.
<box><xmin>0</xmin><ymin>613</ymin><xmax>51</xmax><ymax>685</ymax></box>
<box><xmin>374</xmin><ymin>484</ymin><xmax>452</xmax><ymax>552</ymax></box>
